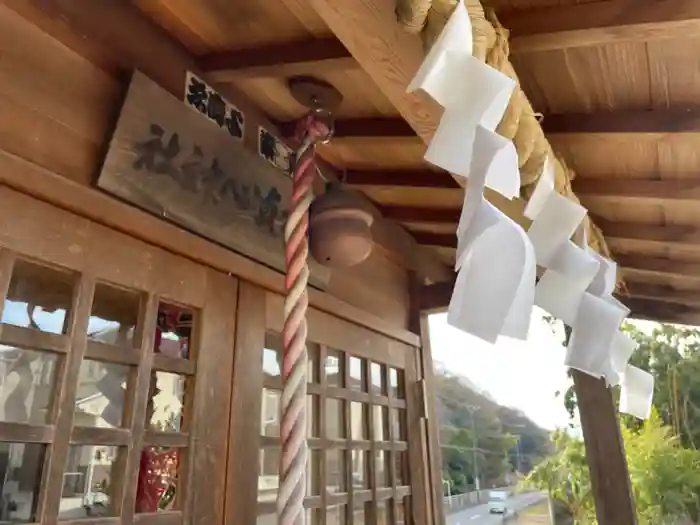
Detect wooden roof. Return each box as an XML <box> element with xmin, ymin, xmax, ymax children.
<box><xmin>132</xmin><ymin>0</ymin><xmax>700</xmax><ymax>324</ymax></box>
<box><xmin>496</xmin><ymin>0</ymin><xmax>700</xmax><ymax>324</ymax></box>
<box><xmin>130</xmin><ymin>0</ymin><xmax>468</xmax><ymax>270</ymax></box>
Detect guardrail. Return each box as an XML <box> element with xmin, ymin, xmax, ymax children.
<box><xmin>443</xmin><ymin>487</ymin><xmax>510</xmax><ymax>514</ymax></box>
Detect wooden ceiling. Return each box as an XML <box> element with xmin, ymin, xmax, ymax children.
<box><xmin>131</xmin><ymin>0</ymin><xmax>700</xmax><ymax>324</ymax></box>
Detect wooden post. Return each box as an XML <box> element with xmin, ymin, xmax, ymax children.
<box><xmin>573</xmin><ymin>370</ymin><xmax>637</xmax><ymax>525</ymax></box>
<box><xmin>409</xmin><ymin>274</ymin><xmax>446</xmax><ymax>525</ymax></box>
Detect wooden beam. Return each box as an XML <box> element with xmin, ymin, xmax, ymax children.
<box><xmin>198</xmin><ymin>37</ymin><xmax>353</xmax><ymax>81</ymax></box>
<box><xmin>501</xmin><ymin>0</ymin><xmax>700</xmax><ymax>53</ymax></box>
<box><xmin>594</xmin><ymin>218</ymin><xmax>700</xmax><ymax>245</ymax></box>
<box><xmin>624</xmin><ymin>297</ymin><xmax>700</xmax><ymax>325</ymax></box>
<box><xmin>7</xmin><ymin>0</ymin><xmax>451</xmax><ymax>284</ymax></box>
<box><xmin>412</xmin><ymin>232</ymin><xmax>457</xmax><ymax>248</ymax></box>
<box><xmin>623</xmin><ymin>282</ymin><xmax>700</xmax><ymax>307</ymax></box>
<box><xmin>417</xmin><ymin>279</ymin><xmax>454</xmax><ymax>312</ymax></box>
<box><xmin>345</xmin><ymin>169</ymin><xmax>458</xmax><ymax>188</ymax></box>
<box><xmin>279</xmin><ymin>117</ymin><xmax>415</xmax><ymax>139</ymax></box>
<box><xmin>542</xmin><ymin>107</ymin><xmax>700</xmax><ymax>134</ymax></box>
<box><xmin>381</xmin><ymin>206</ymin><xmax>460</xmax><ymax>224</ymax></box>
<box><xmin>572</xmin><ymin>369</ymin><xmax>637</xmax><ymax>525</ymax></box>
<box><xmin>575</xmin><ymin>178</ymin><xmax>700</xmax><ymax>202</ymax></box>
<box><xmin>617</xmin><ymin>254</ymin><xmax>700</xmax><ymax>279</ymax></box>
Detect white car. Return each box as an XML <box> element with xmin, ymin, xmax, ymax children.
<box><xmin>487</xmin><ymin>490</ymin><xmax>509</xmax><ymax>514</ymax></box>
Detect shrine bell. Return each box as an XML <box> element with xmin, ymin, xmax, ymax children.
<box><xmin>309</xmin><ymin>182</ymin><xmax>375</xmax><ymax>267</ymax></box>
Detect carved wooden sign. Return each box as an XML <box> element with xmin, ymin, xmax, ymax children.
<box><xmin>97</xmin><ymin>71</ymin><xmax>330</xmax><ymax>287</ymax></box>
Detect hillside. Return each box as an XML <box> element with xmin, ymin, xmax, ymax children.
<box><xmin>434</xmin><ymin>367</ymin><xmax>552</xmax><ymax>494</ymax></box>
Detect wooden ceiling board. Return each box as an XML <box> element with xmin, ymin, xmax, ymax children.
<box><xmin>488</xmin><ymin>0</ymin><xmax>604</xmax><ymax>13</ymax></box>
<box><xmin>221</xmin><ymin>66</ymin><xmax>398</xmax><ymax>121</ymax></box>
<box><xmin>583</xmin><ymin>198</ymin><xmax>665</xmax><ymax>225</ymax></box>
<box><xmin>135</xmin><ymin>0</ymin><xmax>330</xmax><ymax>53</ymax></box>
<box><xmin>608</xmin><ymin>238</ymin><xmax>700</xmax><ymax>264</ymax></box>
<box><xmin>549</xmin><ymin>133</ymin><xmax>661</xmax><ymax>178</ymax></box>
<box><xmin>360</xmin><ymin>186</ymin><xmax>464</xmax><ymax>209</ymax></box>
<box><xmin>513</xmin><ymin>42</ymin><xmax>650</xmax><ymax>114</ymax></box>
<box><xmin>647</xmin><ymin>36</ymin><xmax>700</xmax><ymax>108</ymax></box>
<box><xmin>318</xmin><ymin>138</ymin><xmax>427</xmax><ymax>170</ymax></box>
<box><xmin>622</xmin><ymin>268</ymin><xmax>700</xmax><ymax>288</ymax></box>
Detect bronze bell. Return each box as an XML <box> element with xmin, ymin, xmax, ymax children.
<box><xmin>309</xmin><ymin>182</ymin><xmax>375</xmax><ymax>267</ymax></box>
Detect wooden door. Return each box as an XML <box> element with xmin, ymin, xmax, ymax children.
<box><xmin>228</xmin><ymin>287</ymin><xmax>429</xmax><ymax>525</ymax></box>
<box><xmin>0</xmin><ymin>188</ymin><xmax>237</xmax><ymax>525</ymax></box>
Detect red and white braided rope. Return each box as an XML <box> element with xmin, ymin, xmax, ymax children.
<box><xmin>278</xmin><ymin>114</ymin><xmax>331</xmax><ymax>525</ymax></box>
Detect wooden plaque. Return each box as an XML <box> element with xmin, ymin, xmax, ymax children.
<box><xmin>98</xmin><ymin>71</ymin><xmax>330</xmax><ymax>288</ymax></box>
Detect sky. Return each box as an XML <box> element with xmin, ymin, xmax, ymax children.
<box><xmin>429</xmin><ymin>309</ymin><xmax>661</xmax><ymax>431</ymax></box>
<box><xmin>429</xmin><ymin>307</ymin><xmax>574</xmax><ymax>431</ymax></box>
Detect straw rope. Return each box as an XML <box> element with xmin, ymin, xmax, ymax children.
<box><xmin>395</xmin><ymin>0</ymin><xmax>611</xmax><ymax>258</ymax></box>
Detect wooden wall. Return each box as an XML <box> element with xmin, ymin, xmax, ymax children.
<box><xmin>0</xmin><ymin>4</ymin><xmax>410</xmax><ymax>329</ymax></box>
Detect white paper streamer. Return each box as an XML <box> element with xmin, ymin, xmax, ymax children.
<box><xmin>448</xmin><ymin>200</ymin><xmax>536</xmax><ymax>343</ymax></box>
<box><xmin>620</xmin><ymin>365</ymin><xmax>654</xmax><ymax>419</ymax></box>
<box><xmin>407</xmin><ymin>2</ymin><xmax>518</xmax><ymax>196</ymax></box>
<box><xmin>603</xmin><ymin>332</ymin><xmax>638</xmax><ymax>387</ymax></box>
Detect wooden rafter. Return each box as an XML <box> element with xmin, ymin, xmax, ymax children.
<box><xmin>6</xmin><ymin>0</ymin><xmax>452</xmax><ymax>284</ymax></box>
<box><xmin>345</xmin><ymin>169</ymin><xmax>458</xmax><ymax>188</ymax></box>
<box><xmin>594</xmin><ymin>218</ymin><xmax>700</xmax><ymax>245</ymax></box>
<box><xmin>279</xmin><ymin>117</ymin><xmax>415</xmax><ymax>139</ymax></box>
<box><xmin>198</xmin><ymin>37</ymin><xmax>353</xmax><ymax>81</ymax></box>
<box><xmin>501</xmin><ymin>0</ymin><xmax>700</xmax><ymax>53</ymax></box>
<box><xmin>542</xmin><ymin>107</ymin><xmax>700</xmax><ymax>134</ymax></box>
<box><xmin>411</xmin><ymin>232</ymin><xmax>457</xmax><ymax>248</ymax></box>
<box><xmin>617</xmin><ymin>254</ymin><xmax>700</xmax><ymax>280</ymax></box>
<box><xmin>623</xmin><ymin>282</ymin><xmax>700</xmax><ymax>307</ymax></box>
<box><xmin>624</xmin><ymin>297</ymin><xmax>700</xmax><ymax>325</ymax></box>
<box><xmin>381</xmin><ymin>206</ymin><xmax>460</xmax><ymax>224</ymax></box>
<box><xmin>575</xmin><ymin>178</ymin><xmax>700</xmax><ymax>202</ymax></box>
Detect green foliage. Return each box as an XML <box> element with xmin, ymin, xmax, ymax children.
<box><xmin>527</xmin><ymin>410</ymin><xmax>700</xmax><ymax>524</ymax></box>
<box><xmin>435</xmin><ymin>369</ymin><xmax>551</xmax><ymax>493</ymax></box>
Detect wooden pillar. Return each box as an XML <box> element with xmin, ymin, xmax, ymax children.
<box><xmin>409</xmin><ymin>275</ymin><xmax>446</xmax><ymax>525</ymax></box>
<box><xmin>573</xmin><ymin>370</ymin><xmax>637</xmax><ymax>525</ymax></box>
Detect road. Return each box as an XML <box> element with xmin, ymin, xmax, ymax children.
<box><xmin>446</xmin><ymin>491</ymin><xmax>548</xmax><ymax>525</ymax></box>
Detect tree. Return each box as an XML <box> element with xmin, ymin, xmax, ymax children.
<box><xmin>560</xmin><ymin>323</ymin><xmax>700</xmax><ymax>449</ymax></box>
<box><xmin>527</xmin><ymin>410</ymin><xmax>700</xmax><ymax>524</ymax></box>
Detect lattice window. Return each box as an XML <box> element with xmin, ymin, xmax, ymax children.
<box><xmin>0</xmin><ymin>251</ymin><xmax>198</xmax><ymax>524</ymax></box>
<box><xmin>257</xmin><ymin>334</ymin><xmax>412</xmax><ymax>525</ymax></box>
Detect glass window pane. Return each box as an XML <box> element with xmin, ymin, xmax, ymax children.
<box><xmin>156</xmin><ymin>302</ymin><xmax>193</xmax><ymax>359</ymax></box>
<box><xmin>308</xmin><ymin>344</ymin><xmax>319</xmax><ymax>384</ymax></box>
<box><xmin>396</xmin><ymin>451</ymin><xmax>409</xmax><ymax>486</ymax></box>
<box><xmin>135</xmin><ymin>446</ymin><xmax>181</xmax><ymax>512</ymax></box>
<box><xmin>351</xmin><ymin>450</ymin><xmax>368</xmax><ymax>489</ymax></box>
<box><xmin>349</xmin><ymin>356</ymin><xmax>366</xmax><ymax>391</ymax></box>
<box><xmin>325</xmin><ymin>350</ymin><xmax>343</xmax><ymax>387</ymax></box>
<box><xmin>75</xmin><ymin>360</ymin><xmax>128</xmax><ymax>428</ymax></box>
<box><xmin>326</xmin><ymin>450</ymin><xmax>346</xmax><ymax>493</ymax></box>
<box><xmin>3</xmin><ymin>259</ymin><xmax>75</xmax><ymax>334</ymax></box>
<box><xmin>307</xmin><ymin>394</ymin><xmax>319</xmax><ymax>437</ymax></box>
<box><xmin>389</xmin><ymin>368</ymin><xmax>399</xmax><ymax>398</ymax></box>
<box><xmin>0</xmin><ymin>348</ymin><xmax>58</xmax><ymax>424</ymax></box>
<box><xmin>326</xmin><ymin>398</ymin><xmax>345</xmax><ymax>439</ymax></box>
<box><xmin>256</xmin><ymin>513</ymin><xmax>276</xmax><ymax>525</ymax></box>
<box><xmin>370</xmin><ymin>363</ymin><xmax>384</xmax><ymax>395</ymax></box>
<box><xmin>373</xmin><ymin>406</ymin><xmax>388</xmax><ymax>441</ymax></box>
<box><xmin>60</xmin><ymin>445</ymin><xmax>120</xmax><ymax>519</ymax></box>
<box><xmin>350</xmin><ymin>403</ymin><xmax>368</xmax><ymax>440</ymax></box>
<box><xmin>88</xmin><ymin>283</ymin><xmax>139</xmax><ymax>346</ymax></box>
<box><xmin>327</xmin><ymin>505</ymin><xmax>346</xmax><ymax>525</ymax></box>
<box><xmin>377</xmin><ymin>501</ymin><xmax>389</xmax><ymax>525</ymax></box>
<box><xmin>261</xmin><ymin>389</ymin><xmax>280</xmax><ymax>437</ymax></box>
<box><xmin>0</xmin><ymin>442</ymin><xmax>46</xmax><ymax>522</ymax></box>
<box><xmin>307</xmin><ymin>449</ymin><xmax>321</xmax><ymax>496</ymax></box>
<box><xmin>397</xmin><ymin>498</ymin><xmax>407</xmax><ymax>525</ymax></box>
<box><xmin>258</xmin><ymin>447</ymin><xmax>279</xmax><ymax>503</ymax></box>
<box><xmin>391</xmin><ymin>409</ymin><xmax>407</xmax><ymax>441</ymax></box>
<box><xmin>306</xmin><ymin>508</ymin><xmax>322</xmax><ymax>525</ymax></box>
<box><xmin>148</xmin><ymin>371</ymin><xmax>186</xmax><ymax>432</ymax></box>
<box><xmin>262</xmin><ymin>335</ymin><xmax>281</xmax><ymax>380</ymax></box>
<box><xmin>376</xmin><ymin>451</ymin><xmax>390</xmax><ymax>487</ymax></box>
